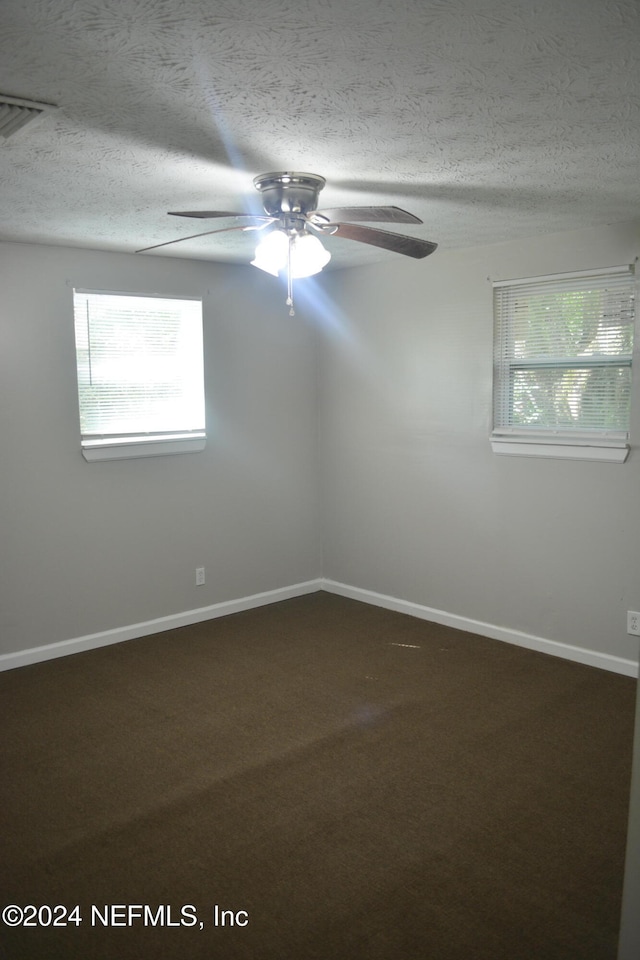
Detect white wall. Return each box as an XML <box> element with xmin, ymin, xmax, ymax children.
<box><xmin>319</xmin><ymin>219</ymin><xmax>640</xmax><ymax>666</ymax></box>
<box><xmin>3</xmin><ymin>222</ymin><xmax>639</xmax><ymax>669</ymax></box>
<box><xmin>0</xmin><ymin>242</ymin><xmax>321</xmax><ymax>657</ymax></box>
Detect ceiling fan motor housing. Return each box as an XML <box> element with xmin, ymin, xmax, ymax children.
<box><xmin>253</xmin><ymin>172</ymin><xmax>326</xmax><ymax>218</ymax></box>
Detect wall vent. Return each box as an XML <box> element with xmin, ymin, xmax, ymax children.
<box><xmin>0</xmin><ymin>93</ymin><xmax>57</xmax><ymax>139</ymax></box>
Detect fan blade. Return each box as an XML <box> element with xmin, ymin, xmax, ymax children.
<box><xmin>330</xmin><ymin>223</ymin><xmax>437</xmax><ymax>259</ymax></box>
<box><xmin>136</xmin><ymin>223</ymin><xmax>261</xmax><ymax>254</ymax></box>
<box><xmin>168</xmin><ymin>210</ymin><xmax>271</xmax><ymax>220</ymax></box>
<box><xmin>313</xmin><ymin>206</ymin><xmax>422</xmax><ymax>224</ymax></box>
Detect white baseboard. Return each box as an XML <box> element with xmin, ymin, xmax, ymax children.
<box><xmin>321</xmin><ymin>579</ymin><xmax>639</xmax><ymax>678</ymax></box>
<box><xmin>0</xmin><ymin>579</ymin><xmax>324</xmax><ymax>673</ymax></box>
<box><xmin>3</xmin><ymin>576</ymin><xmax>637</xmax><ymax>678</ymax></box>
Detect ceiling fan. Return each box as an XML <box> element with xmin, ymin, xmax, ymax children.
<box><xmin>137</xmin><ymin>172</ymin><xmax>437</xmax><ymax>314</ymax></box>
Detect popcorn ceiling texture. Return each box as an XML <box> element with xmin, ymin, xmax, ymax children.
<box><xmin>0</xmin><ymin>0</ymin><xmax>638</xmax><ymax>266</ymax></box>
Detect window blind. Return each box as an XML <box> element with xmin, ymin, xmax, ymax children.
<box><xmin>493</xmin><ymin>266</ymin><xmax>635</xmax><ymax>438</ymax></box>
<box><xmin>73</xmin><ymin>291</ymin><xmax>205</xmax><ymax>452</ymax></box>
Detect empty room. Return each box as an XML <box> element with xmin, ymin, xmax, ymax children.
<box><xmin>1</xmin><ymin>1</ymin><xmax>639</xmax><ymax>958</ymax></box>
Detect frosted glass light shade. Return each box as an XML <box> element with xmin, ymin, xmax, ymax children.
<box><xmin>289</xmin><ymin>234</ymin><xmax>331</xmax><ymax>277</ymax></box>
<box><xmin>251</xmin><ymin>230</ymin><xmax>330</xmax><ymax>278</ymax></box>
<box><xmin>251</xmin><ymin>230</ymin><xmax>289</xmax><ymax>276</ymax></box>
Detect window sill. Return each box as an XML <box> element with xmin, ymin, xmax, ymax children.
<box><xmin>82</xmin><ymin>434</ymin><xmax>206</xmax><ymax>462</ymax></box>
<box><xmin>491</xmin><ymin>434</ymin><xmax>629</xmax><ymax>463</ymax></box>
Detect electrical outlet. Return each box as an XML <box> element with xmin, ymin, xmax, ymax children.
<box><xmin>627</xmin><ymin>611</ymin><xmax>640</xmax><ymax>636</ymax></box>
<box><xmin>195</xmin><ymin>566</ymin><xmax>205</xmax><ymax>586</ymax></box>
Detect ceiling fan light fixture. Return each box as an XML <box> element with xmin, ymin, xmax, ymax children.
<box><xmin>251</xmin><ymin>230</ymin><xmax>330</xmax><ymax>279</ymax></box>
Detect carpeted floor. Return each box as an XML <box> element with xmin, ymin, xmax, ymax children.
<box><xmin>0</xmin><ymin>592</ymin><xmax>635</xmax><ymax>959</ymax></box>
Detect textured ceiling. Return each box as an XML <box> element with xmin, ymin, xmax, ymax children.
<box><xmin>0</xmin><ymin>0</ymin><xmax>639</xmax><ymax>269</ymax></box>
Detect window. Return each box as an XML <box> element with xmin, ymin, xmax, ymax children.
<box><xmin>492</xmin><ymin>265</ymin><xmax>636</xmax><ymax>462</ymax></box>
<box><xmin>73</xmin><ymin>290</ymin><xmax>206</xmax><ymax>461</ymax></box>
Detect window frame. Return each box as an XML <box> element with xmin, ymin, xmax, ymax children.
<box><xmin>491</xmin><ymin>265</ymin><xmax>636</xmax><ymax>463</ymax></box>
<box><xmin>73</xmin><ymin>288</ymin><xmax>206</xmax><ymax>462</ymax></box>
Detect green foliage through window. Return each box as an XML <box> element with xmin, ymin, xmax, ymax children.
<box><xmin>494</xmin><ymin>268</ymin><xmax>635</xmax><ymax>435</ymax></box>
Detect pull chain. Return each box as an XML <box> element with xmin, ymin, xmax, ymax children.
<box><xmin>286</xmin><ymin>235</ymin><xmax>295</xmax><ymax>316</ymax></box>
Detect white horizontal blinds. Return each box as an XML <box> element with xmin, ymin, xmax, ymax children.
<box><xmin>493</xmin><ymin>267</ymin><xmax>635</xmax><ymax>434</ymax></box>
<box><xmin>74</xmin><ymin>292</ymin><xmax>205</xmax><ymax>441</ymax></box>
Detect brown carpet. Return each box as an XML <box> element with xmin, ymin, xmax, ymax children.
<box><xmin>0</xmin><ymin>592</ymin><xmax>635</xmax><ymax>960</ymax></box>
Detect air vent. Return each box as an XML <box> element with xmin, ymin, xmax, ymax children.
<box><xmin>0</xmin><ymin>93</ymin><xmax>57</xmax><ymax>139</ymax></box>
